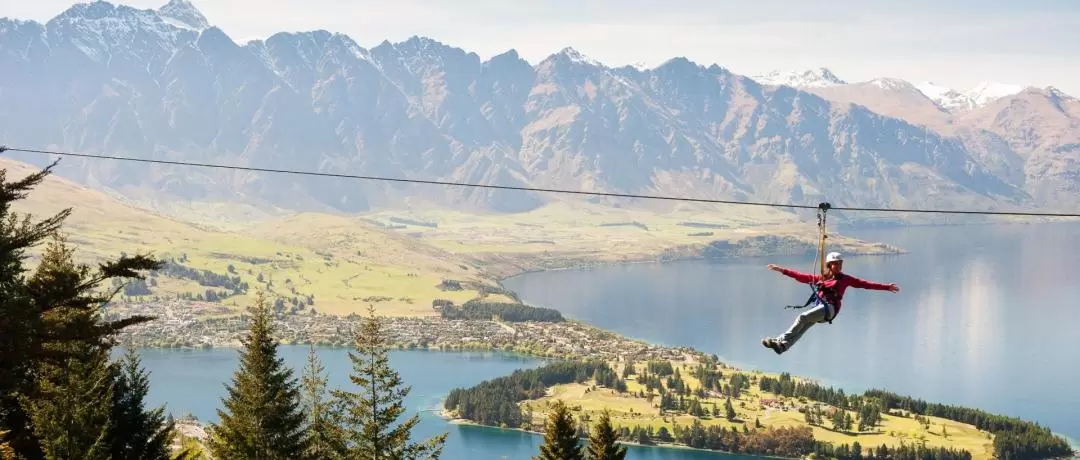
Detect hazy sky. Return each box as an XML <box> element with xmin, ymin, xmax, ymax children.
<box><xmin>5</xmin><ymin>0</ymin><xmax>1080</xmax><ymax>94</ymax></box>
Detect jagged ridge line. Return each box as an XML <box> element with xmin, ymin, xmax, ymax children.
<box><xmin>3</xmin><ymin>145</ymin><xmax>1080</xmax><ymax>218</ymax></box>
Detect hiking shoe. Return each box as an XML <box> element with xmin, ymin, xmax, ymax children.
<box><xmin>761</xmin><ymin>338</ymin><xmax>784</xmax><ymax>355</ymax></box>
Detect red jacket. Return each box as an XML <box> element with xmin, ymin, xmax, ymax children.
<box><xmin>778</xmin><ymin>267</ymin><xmax>893</xmax><ymax>313</ymax></box>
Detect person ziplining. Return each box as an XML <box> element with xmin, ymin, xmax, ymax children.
<box><xmin>761</xmin><ymin>203</ymin><xmax>900</xmax><ymax>355</ymax></box>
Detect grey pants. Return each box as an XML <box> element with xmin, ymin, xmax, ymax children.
<box><xmin>776</xmin><ymin>301</ymin><xmax>835</xmax><ymax>352</ymax></box>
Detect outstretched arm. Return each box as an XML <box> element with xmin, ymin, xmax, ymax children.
<box><xmin>845</xmin><ymin>275</ymin><xmax>900</xmax><ymax>293</ymax></box>
<box><xmin>767</xmin><ymin>264</ymin><xmax>820</xmax><ymax>284</ymax></box>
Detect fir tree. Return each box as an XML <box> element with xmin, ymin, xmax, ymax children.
<box><xmin>300</xmin><ymin>344</ymin><xmax>344</xmax><ymax>459</ymax></box>
<box><xmin>725</xmin><ymin>397</ymin><xmax>737</xmax><ymax>421</ymax></box>
<box><xmin>109</xmin><ymin>348</ymin><xmax>177</xmax><ymax>460</ymax></box>
<box><xmin>208</xmin><ymin>290</ymin><xmax>308</xmax><ymax>459</ymax></box>
<box><xmin>330</xmin><ymin>304</ymin><xmax>446</xmax><ymax>459</ymax></box>
<box><xmin>832</xmin><ymin>409</ymin><xmax>846</xmax><ymax>432</ymax></box>
<box><xmin>0</xmin><ymin>162</ymin><xmax>161</xmax><ymax>458</ymax></box>
<box><xmin>635</xmin><ymin>429</ymin><xmax>650</xmax><ymax>446</ymax></box>
<box><xmin>586</xmin><ymin>410</ymin><xmax>626</xmax><ymax>460</ymax></box>
<box><xmin>21</xmin><ymin>341</ymin><xmax>114</xmax><ymax>460</ymax></box>
<box><xmin>18</xmin><ymin>233</ymin><xmax>160</xmax><ymax>460</ymax></box>
<box><xmin>535</xmin><ymin>400</ymin><xmax>583</xmax><ymax>460</ymax></box>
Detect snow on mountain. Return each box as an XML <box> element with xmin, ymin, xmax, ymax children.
<box><xmin>755</xmin><ymin>67</ymin><xmax>1029</xmax><ymax>113</ymax></box>
<box><xmin>915</xmin><ymin>80</ymin><xmax>1026</xmax><ymax>111</ymax></box>
<box><xmin>967</xmin><ymin>81</ymin><xmax>1025</xmax><ymax>107</ymax></box>
<box><xmin>915</xmin><ymin>81</ymin><xmax>974</xmax><ymax>111</ymax></box>
<box><xmin>158</xmin><ymin>0</ymin><xmax>209</xmax><ymax>30</ymax></box>
<box><xmin>1045</xmin><ymin>86</ymin><xmax>1079</xmax><ymax>103</ymax></box>
<box><xmin>753</xmin><ymin>68</ymin><xmax>846</xmax><ymax>88</ymax></box>
<box><xmin>3</xmin><ymin>0</ymin><xmax>1077</xmax><ymax>217</ymax></box>
<box><xmin>556</xmin><ymin>46</ymin><xmax>604</xmax><ymax>68</ymax></box>
<box><xmin>869</xmin><ymin>77</ymin><xmax>919</xmax><ymax>91</ymax></box>
<box><xmin>45</xmin><ymin>1</ymin><xmax>198</xmax><ymax>66</ymax></box>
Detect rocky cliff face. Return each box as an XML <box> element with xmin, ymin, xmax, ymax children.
<box><xmin>776</xmin><ymin>71</ymin><xmax>1080</xmax><ymax>211</ymax></box>
<box><xmin>2</xmin><ymin>1</ymin><xmax>1069</xmax><ymax>222</ymax></box>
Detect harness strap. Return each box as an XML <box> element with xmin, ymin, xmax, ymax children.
<box><xmin>784</xmin><ymin>202</ymin><xmax>836</xmax><ymax>324</ymax></box>
<box><xmin>784</xmin><ymin>274</ymin><xmax>844</xmax><ymax>323</ymax></box>
<box><xmin>818</xmin><ymin>202</ymin><xmax>829</xmax><ymax>277</ymax></box>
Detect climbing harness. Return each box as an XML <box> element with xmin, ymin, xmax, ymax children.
<box><xmin>783</xmin><ymin>202</ymin><xmax>840</xmax><ymax>324</ymax></box>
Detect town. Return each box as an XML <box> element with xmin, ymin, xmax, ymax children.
<box><xmin>109</xmin><ymin>299</ymin><xmax>698</xmax><ymax>364</ymax></box>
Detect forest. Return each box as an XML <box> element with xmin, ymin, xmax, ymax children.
<box><xmin>759</xmin><ymin>374</ymin><xmax>1073</xmax><ymax>460</ymax></box>
<box><xmin>438</xmin><ymin>300</ymin><xmax>565</xmax><ymax>322</ymax></box>
<box><xmin>443</xmin><ymin>360</ymin><xmax>612</xmax><ymax>426</ymax></box>
<box><xmin>447</xmin><ymin>361</ymin><xmax>1074</xmax><ymax>460</ymax></box>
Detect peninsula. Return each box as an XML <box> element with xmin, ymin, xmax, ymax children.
<box><xmin>12</xmin><ymin>157</ymin><xmax>1069</xmax><ymax>460</ymax></box>
<box><xmin>441</xmin><ymin>352</ymin><xmax>1074</xmax><ymax>460</ymax></box>
<box><xmin>109</xmin><ymin>299</ymin><xmax>1076</xmax><ymax>460</ymax></box>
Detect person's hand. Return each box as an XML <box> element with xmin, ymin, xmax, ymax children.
<box><xmin>887</xmin><ymin>283</ymin><xmax>900</xmax><ymax>293</ymax></box>
<box><xmin>767</xmin><ymin>264</ymin><xmax>782</xmax><ymax>272</ymax></box>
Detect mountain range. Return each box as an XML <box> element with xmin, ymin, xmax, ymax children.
<box><xmin>755</xmin><ymin>69</ymin><xmax>1080</xmax><ymax>209</ymax></box>
<box><xmin>1</xmin><ymin>0</ymin><xmax>1078</xmax><ymax>224</ymax></box>
<box><xmin>752</xmin><ymin>68</ymin><xmax>1031</xmax><ymax>112</ymax></box>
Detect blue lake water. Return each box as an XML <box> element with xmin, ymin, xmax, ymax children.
<box><xmin>503</xmin><ymin>222</ymin><xmax>1080</xmax><ymax>446</ymax></box>
<box><xmin>135</xmin><ymin>347</ymin><xmax>747</xmax><ymax>459</ymax></box>
<box><xmin>135</xmin><ymin>222</ymin><xmax>1080</xmax><ymax>457</ymax></box>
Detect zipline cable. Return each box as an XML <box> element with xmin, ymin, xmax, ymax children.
<box><xmin>3</xmin><ymin>145</ymin><xmax>1080</xmax><ymax>218</ymax></box>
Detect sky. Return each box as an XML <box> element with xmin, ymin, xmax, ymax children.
<box><xmin>4</xmin><ymin>0</ymin><xmax>1080</xmax><ymax>95</ymax></box>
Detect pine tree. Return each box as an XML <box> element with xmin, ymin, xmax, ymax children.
<box><xmin>535</xmin><ymin>400</ymin><xmax>583</xmax><ymax>460</ymax></box>
<box><xmin>208</xmin><ymin>290</ymin><xmax>308</xmax><ymax>459</ymax></box>
<box><xmin>832</xmin><ymin>409</ymin><xmax>846</xmax><ymax>432</ymax></box>
<box><xmin>20</xmin><ymin>338</ymin><xmax>115</xmax><ymax>460</ymax></box>
<box><xmin>109</xmin><ymin>348</ymin><xmax>177</xmax><ymax>460</ymax></box>
<box><xmin>725</xmin><ymin>397</ymin><xmax>737</xmax><ymax>421</ymax></box>
<box><xmin>18</xmin><ymin>232</ymin><xmax>161</xmax><ymax>460</ymax></box>
<box><xmin>0</xmin><ymin>162</ymin><xmax>161</xmax><ymax>458</ymax></box>
<box><xmin>330</xmin><ymin>304</ymin><xmax>446</xmax><ymax>459</ymax></box>
<box><xmin>300</xmin><ymin>344</ymin><xmax>344</xmax><ymax>459</ymax></box>
<box><xmin>586</xmin><ymin>410</ymin><xmax>626</xmax><ymax>460</ymax></box>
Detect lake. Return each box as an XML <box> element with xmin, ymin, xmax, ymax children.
<box><xmin>136</xmin><ymin>347</ymin><xmax>746</xmax><ymax>459</ymax></box>
<box><xmin>136</xmin><ymin>222</ymin><xmax>1080</xmax><ymax>458</ymax></box>
<box><xmin>503</xmin><ymin>222</ymin><xmax>1080</xmax><ymax>446</ymax></box>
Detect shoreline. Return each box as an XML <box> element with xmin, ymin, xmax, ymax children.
<box><xmin>110</xmin><ymin>226</ymin><xmax>1076</xmax><ymax>459</ymax></box>
<box><xmin>132</xmin><ymin>330</ymin><xmax>1078</xmax><ymax>459</ymax></box>
<box><xmin>480</xmin><ymin>233</ymin><xmax>908</xmax><ymax>293</ymax></box>
<box><xmin>467</xmin><ymin>218</ymin><xmax>1080</xmax><ymax>293</ymax></box>
<box><xmin>435</xmin><ymin>407</ymin><xmax>782</xmax><ymax>459</ymax></box>
<box><xmin>148</xmin><ymin>345</ymin><xmax>1079</xmax><ymax>460</ymax></box>
<box><xmin>112</xmin><ymin>228</ymin><xmax>906</xmax><ymax>359</ymax></box>
<box><xmin>437</xmin><ymin>355</ymin><xmax>1075</xmax><ymax>460</ymax></box>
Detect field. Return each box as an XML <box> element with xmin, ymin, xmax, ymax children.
<box><xmin>6</xmin><ymin>157</ymin><xmax>898</xmax><ymax>317</ymax></box>
<box><xmin>524</xmin><ymin>361</ymin><xmax>995</xmax><ymax>459</ymax></box>
<box><xmin>352</xmin><ymin>201</ymin><xmax>900</xmax><ymax>278</ymax></box>
<box><xmin>6</xmin><ymin>158</ymin><xmax>488</xmax><ymax>316</ymax></box>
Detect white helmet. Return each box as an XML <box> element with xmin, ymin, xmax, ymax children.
<box><xmin>825</xmin><ymin>252</ymin><xmax>843</xmax><ymax>264</ymax></box>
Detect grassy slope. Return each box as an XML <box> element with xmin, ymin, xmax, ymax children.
<box><xmin>525</xmin><ymin>361</ymin><xmax>994</xmax><ymax>459</ymax></box>
<box><xmin>6</xmin><ymin>158</ymin><xmax>897</xmax><ymax>316</ymax></box>
<box><xmin>5</xmin><ymin>158</ymin><xmax>486</xmax><ymax>316</ymax></box>
<box><xmin>360</xmin><ymin>201</ymin><xmax>899</xmax><ymax>278</ymax></box>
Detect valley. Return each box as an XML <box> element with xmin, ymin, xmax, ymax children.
<box><xmin>6</xmin><ymin>156</ymin><xmax>898</xmax><ymax>317</ymax></box>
